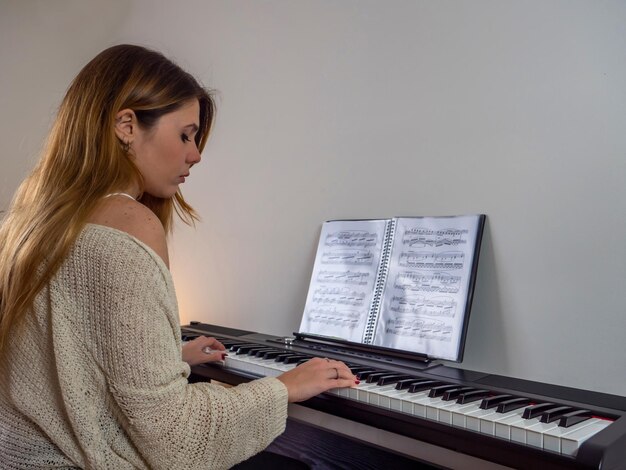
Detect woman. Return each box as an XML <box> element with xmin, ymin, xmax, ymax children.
<box><xmin>0</xmin><ymin>44</ymin><xmax>356</xmax><ymax>469</ymax></box>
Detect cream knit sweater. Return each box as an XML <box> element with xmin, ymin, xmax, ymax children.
<box><xmin>0</xmin><ymin>224</ymin><xmax>288</xmax><ymax>469</ymax></box>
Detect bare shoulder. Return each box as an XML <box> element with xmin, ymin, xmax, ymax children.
<box><xmin>88</xmin><ymin>196</ymin><xmax>169</xmax><ymax>267</ymax></box>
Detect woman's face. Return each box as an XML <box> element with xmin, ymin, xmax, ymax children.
<box><xmin>132</xmin><ymin>99</ymin><xmax>201</xmax><ymax>198</ymax></box>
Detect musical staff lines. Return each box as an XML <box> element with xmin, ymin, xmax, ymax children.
<box><xmin>402</xmin><ymin>227</ymin><xmax>469</xmax><ymax>248</ymax></box>
<box><xmin>385</xmin><ymin>317</ymin><xmax>453</xmax><ymax>341</ymax></box>
<box><xmin>317</xmin><ymin>270</ymin><xmax>370</xmax><ymax>285</ymax></box>
<box><xmin>321</xmin><ymin>249</ymin><xmax>375</xmax><ymax>265</ymax></box>
<box><xmin>394</xmin><ymin>271</ymin><xmax>461</xmax><ymax>294</ymax></box>
<box><xmin>325</xmin><ymin>230</ymin><xmax>378</xmax><ymax>248</ymax></box>
<box><xmin>398</xmin><ymin>251</ymin><xmax>464</xmax><ymax>270</ymax></box>
<box><xmin>305</xmin><ymin>306</ymin><xmax>362</xmax><ymax>329</ymax></box>
<box><xmin>311</xmin><ymin>287</ymin><xmax>367</xmax><ymax>307</ymax></box>
<box><xmin>389</xmin><ymin>295</ymin><xmax>457</xmax><ymax>318</ymax></box>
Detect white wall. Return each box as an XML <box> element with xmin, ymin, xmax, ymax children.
<box><xmin>1</xmin><ymin>0</ymin><xmax>625</xmax><ymax>396</ymax></box>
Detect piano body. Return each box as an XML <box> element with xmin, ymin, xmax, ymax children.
<box><xmin>182</xmin><ymin>321</ymin><xmax>626</xmax><ymax>470</ymax></box>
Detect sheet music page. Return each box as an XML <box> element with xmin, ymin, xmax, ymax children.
<box><xmin>299</xmin><ymin>219</ymin><xmax>388</xmax><ymax>343</ymax></box>
<box><xmin>372</xmin><ymin>215</ymin><xmax>481</xmax><ymax>360</ymax></box>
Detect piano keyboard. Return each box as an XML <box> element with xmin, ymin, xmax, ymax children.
<box><xmin>182</xmin><ymin>323</ymin><xmax>626</xmax><ymax>470</ymax></box>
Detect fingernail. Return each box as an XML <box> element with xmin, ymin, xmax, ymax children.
<box><xmin>222</xmin><ymin>354</ymin><xmax>227</xmax><ymax>359</ymax></box>
<box><xmin>355</xmin><ymin>380</ymin><xmax>360</xmax><ymax>385</ymax></box>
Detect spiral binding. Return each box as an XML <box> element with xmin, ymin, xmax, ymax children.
<box><xmin>362</xmin><ymin>218</ymin><xmax>396</xmax><ymax>344</ymax></box>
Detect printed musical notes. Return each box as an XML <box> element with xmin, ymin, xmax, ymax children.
<box><xmin>372</xmin><ymin>215</ymin><xmax>482</xmax><ymax>360</ymax></box>
<box><xmin>385</xmin><ymin>317</ymin><xmax>453</xmax><ymax>342</ymax></box>
<box><xmin>300</xmin><ymin>215</ymin><xmax>484</xmax><ymax>361</ymax></box>
<box><xmin>321</xmin><ymin>249</ymin><xmax>375</xmax><ymax>265</ymax></box>
<box><xmin>317</xmin><ymin>270</ymin><xmax>370</xmax><ymax>285</ymax></box>
<box><xmin>326</xmin><ymin>230</ymin><xmax>378</xmax><ymax>247</ymax></box>
<box><xmin>306</xmin><ymin>307</ymin><xmax>362</xmax><ymax>329</ymax></box>
<box><xmin>402</xmin><ymin>227</ymin><xmax>468</xmax><ymax>247</ymax></box>
<box><xmin>389</xmin><ymin>295</ymin><xmax>457</xmax><ymax>317</ymax></box>
<box><xmin>398</xmin><ymin>251</ymin><xmax>464</xmax><ymax>269</ymax></box>
<box><xmin>311</xmin><ymin>287</ymin><xmax>367</xmax><ymax>307</ymax></box>
<box><xmin>394</xmin><ymin>272</ymin><xmax>462</xmax><ymax>294</ymax></box>
<box><xmin>300</xmin><ymin>219</ymin><xmax>388</xmax><ymax>343</ymax></box>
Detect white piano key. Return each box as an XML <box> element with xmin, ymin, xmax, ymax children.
<box><xmin>561</xmin><ymin>420</ymin><xmax>611</xmax><ymax>456</ymax></box>
<box><xmin>439</xmin><ymin>402</ymin><xmax>481</xmax><ymax>426</ymax></box>
<box><xmin>465</xmin><ymin>408</ymin><xmax>497</xmax><ymax>432</ymax></box>
<box><xmin>388</xmin><ymin>389</ymin><xmax>412</xmax><ymax>412</ymax></box>
<box><xmin>357</xmin><ymin>383</ymin><xmax>378</xmax><ymax>403</ymax></box>
<box><xmin>352</xmin><ymin>382</ymin><xmax>376</xmax><ymax>402</ymax></box>
<box><xmin>452</xmin><ymin>402</ymin><xmax>482</xmax><ymax>428</ymax></box>
<box><xmin>479</xmin><ymin>409</ymin><xmax>527</xmax><ymax>436</ymax></box>
<box><xmin>424</xmin><ymin>396</ymin><xmax>464</xmax><ymax>421</ymax></box>
<box><xmin>526</xmin><ymin>421</ymin><xmax>560</xmax><ymax>448</ymax></box>
<box><xmin>511</xmin><ymin>418</ymin><xmax>541</xmax><ymax>445</ymax></box>
<box><xmin>495</xmin><ymin>414</ymin><xmax>528</xmax><ymax>440</ymax></box>
<box><xmin>346</xmin><ymin>385</ymin><xmax>358</xmax><ymax>400</ymax></box>
<box><xmin>411</xmin><ymin>395</ymin><xmax>449</xmax><ymax>420</ymax></box>
<box><xmin>373</xmin><ymin>384</ymin><xmax>406</xmax><ymax>409</ymax></box>
<box><xmin>401</xmin><ymin>391</ymin><xmax>431</xmax><ymax>416</ymax></box>
<box><xmin>542</xmin><ymin>418</ymin><xmax>601</xmax><ymax>453</ymax></box>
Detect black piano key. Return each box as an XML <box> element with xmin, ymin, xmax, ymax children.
<box><xmin>428</xmin><ymin>384</ymin><xmax>460</xmax><ymax>398</ymax></box>
<box><xmin>356</xmin><ymin>370</ymin><xmax>380</xmax><ymax>380</ymax></box>
<box><xmin>442</xmin><ymin>387</ymin><xmax>475</xmax><ymax>401</ymax></box>
<box><xmin>522</xmin><ymin>403</ymin><xmax>557</xmax><ymax>419</ymax></box>
<box><xmin>350</xmin><ymin>366</ymin><xmax>373</xmax><ymax>374</ymax></box>
<box><xmin>496</xmin><ymin>397</ymin><xmax>531</xmax><ymax>413</ymax></box>
<box><xmin>284</xmin><ymin>355</ymin><xmax>311</xmax><ymax>364</ymax></box>
<box><xmin>377</xmin><ymin>375</ymin><xmax>413</xmax><ymax>386</ymax></box>
<box><xmin>181</xmin><ymin>334</ymin><xmax>200</xmax><ymax>341</ymax></box>
<box><xmin>248</xmin><ymin>347</ymin><xmax>273</xmax><ymax>354</ymax></box>
<box><xmin>365</xmin><ymin>372</ymin><xmax>392</xmax><ymax>384</ymax></box>
<box><xmin>234</xmin><ymin>345</ymin><xmax>260</xmax><ymax>355</ymax></box>
<box><xmin>229</xmin><ymin>343</ymin><xmax>256</xmax><ymax>353</ymax></box>
<box><xmin>456</xmin><ymin>389</ymin><xmax>490</xmax><ymax>404</ymax></box>
<box><xmin>480</xmin><ymin>394</ymin><xmax>514</xmax><ymax>410</ymax></box>
<box><xmin>408</xmin><ymin>380</ymin><xmax>443</xmax><ymax>393</ymax></box>
<box><xmin>275</xmin><ymin>353</ymin><xmax>297</xmax><ymax>362</ymax></box>
<box><xmin>540</xmin><ymin>406</ymin><xmax>575</xmax><ymax>423</ymax></box>
<box><xmin>254</xmin><ymin>349</ymin><xmax>278</xmax><ymax>357</ymax></box>
<box><xmin>558</xmin><ymin>410</ymin><xmax>593</xmax><ymax>428</ymax></box>
<box><xmin>261</xmin><ymin>351</ymin><xmax>281</xmax><ymax>359</ymax></box>
<box><xmin>246</xmin><ymin>348</ymin><xmax>268</xmax><ymax>356</ymax></box>
<box><xmin>395</xmin><ymin>378</ymin><xmax>424</xmax><ymax>390</ymax></box>
<box><xmin>296</xmin><ymin>358</ymin><xmax>311</xmax><ymax>365</ymax></box>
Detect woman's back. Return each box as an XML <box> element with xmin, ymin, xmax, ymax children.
<box><xmin>0</xmin><ymin>224</ymin><xmax>288</xmax><ymax>469</ymax></box>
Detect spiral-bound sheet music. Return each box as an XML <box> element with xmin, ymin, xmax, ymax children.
<box><xmin>298</xmin><ymin>215</ymin><xmax>485</xmax><ymax>361</ymax></box>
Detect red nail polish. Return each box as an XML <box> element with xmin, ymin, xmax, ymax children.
<box><xmin>355</xmin><ymin>380</ymin><xmax>360</xmax><ymax>385</ymax></box>
<box><xmin>222</xmin><ymin>354</ymin><xmax>227</xmax><ymax>359</ymax></box>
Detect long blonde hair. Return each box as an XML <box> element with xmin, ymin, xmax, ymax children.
<box><xmin>0</xmin><ymin>44</ymin><xmax>215</xmax><ymax>357</ymax></box>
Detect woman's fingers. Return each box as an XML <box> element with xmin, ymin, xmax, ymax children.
<box><xmin>201</xmin><ymin>336</ymin><xmax>226</xmax><ymax>351</ymax></box>
<box><xmin>277</xmin><ymin>357</ymin><xmax>358</xmax><ymax>403</ymax></box>
<box><xmin>182</xmin><ymin>336</ymin><xmax>227</xmax><ymax>366</ymax></box>
<box><xmin>202</xmin><ymin>349</ymin><xmax>227</xmax><ymax>362</ymax></box>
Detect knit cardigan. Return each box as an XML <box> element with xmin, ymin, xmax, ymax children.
<box><xmin>0</xmin><ymin>224</ymin><xmax>288</xmax><ymax>469</ymax></box>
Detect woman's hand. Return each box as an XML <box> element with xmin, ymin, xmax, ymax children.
<box><xmin>182</xmin><ymin>335</ymin><xmax>227</xmax><ymax>366</ymax></box>
<box><xmin>277</xmin><ymin>357</ymin><xmax>358</xmax><ymax>403</ymax></box>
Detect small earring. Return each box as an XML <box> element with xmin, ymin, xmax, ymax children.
<box><xmin>122</xmin><ymin>139</ymin><xmax>131</xmax><ymax>153</ymax></box>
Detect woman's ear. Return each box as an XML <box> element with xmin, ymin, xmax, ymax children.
<box><xmin>114</xmin><ymin>109</ymin><xmax>136</xmax><ymax>144</ymax></box>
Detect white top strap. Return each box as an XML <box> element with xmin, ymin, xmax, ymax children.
<box><xmin>104</xmin><ymin>192</ymin><xmax>136</xmax><ymax>201</ymax></box>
